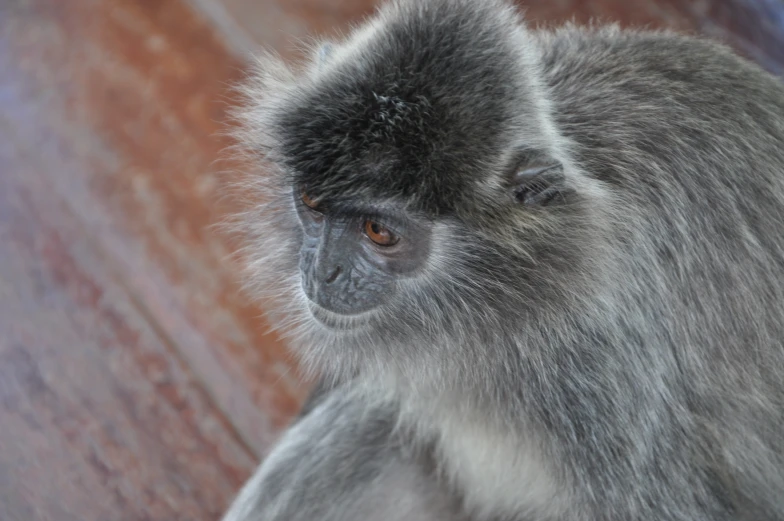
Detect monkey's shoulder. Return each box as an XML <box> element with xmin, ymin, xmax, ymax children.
<box><xmin>534</xmin><ymin>25</ymin><xmax>784</xmax><ymax>190</ymax></box>
<box><xmin>536</xmin><ymin>25</ymin><xmax>784</xmax><ymax>113</ymax></box>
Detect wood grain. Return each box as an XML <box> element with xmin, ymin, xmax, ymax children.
<box><xmin>0</xmin><ymin>0</ymin><xmax>305</xmax><ymax>519</ymax></box>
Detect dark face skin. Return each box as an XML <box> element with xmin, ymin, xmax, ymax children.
<box><xmin>294</xmin><ymin>189</ymin><xmax>433</xmax><ymax>323</ymax></box>
<box><xmin>293</xmin><ymin>152</ymin><xmax>561</xmax><ymax>328</ymax></box>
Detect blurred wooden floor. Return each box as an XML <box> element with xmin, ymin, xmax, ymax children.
<box><xmin>0</xmin><ymin>0</ymin><xmax>781</xmax><ymax>520</ymax></box>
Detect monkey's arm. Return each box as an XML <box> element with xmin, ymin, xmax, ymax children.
<box><xmin>220</xmin><ymin>387</ymin><xmax>466</xmax><ymax>521</ymax></box>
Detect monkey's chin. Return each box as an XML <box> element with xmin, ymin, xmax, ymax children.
<box><xmin>305</xmin><ymin>301</ymin><xmax>374</xmax><ymax>332</ymax></box>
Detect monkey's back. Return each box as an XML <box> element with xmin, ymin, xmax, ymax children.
<box><xmin>538</xmin><ymin>26</ymin><xmax>784</xmax><ymax>515</ymax></box>
<box><xmin>539</xmin><ymin>26</ymin><xmax>784</xmax><ymax>201</ymax></box>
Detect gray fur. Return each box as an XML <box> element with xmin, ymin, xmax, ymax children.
<box><xmin>223</xmin><ymin>0</ymin><xmax>784</xmax><ymax>519</ymax></box>
<box><xmin>221</xmin><ymin>388</ymin><xmax>466</xmax><ymax>521</ymax></box>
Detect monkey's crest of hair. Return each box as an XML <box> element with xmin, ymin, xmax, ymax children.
<box><xmin>234</xmin><ymin>0</ymin><xmax>607</xmax><ymax>213</ymax></box>
<box><xmin>228</xmin><ymin>0</ymin><xmax>618</xmax><ymax>388</ymax></box>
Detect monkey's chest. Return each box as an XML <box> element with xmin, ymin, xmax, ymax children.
<box><xmin>432</xmin><ymin>414</ymin><xmax>567</xmax><ymax>519</ymax></box>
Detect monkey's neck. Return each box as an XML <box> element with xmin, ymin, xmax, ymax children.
<box><xmin>377</xmin><ymin>377</ymin><xmax>570</xmax><ymax>520</ymax></box>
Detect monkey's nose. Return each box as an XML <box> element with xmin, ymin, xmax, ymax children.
<box><xmin>324</xmin><ymin>266</ymin><xmax>342</xmax><ymax>284</ymax></box>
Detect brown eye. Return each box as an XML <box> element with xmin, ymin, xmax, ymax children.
<box><xmin>364</xmin><ymin>220</ymin><xmax>399</xmax><ymax>246</ymax></box>
<box><xmin>302</xmin><ymin>192</ymin><xmax>320</xmax><ymax>210</ymax></box>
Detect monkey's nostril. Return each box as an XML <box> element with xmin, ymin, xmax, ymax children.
<box><xmin>325</xmin><ymin>266</ymin><xmax>342</xmax><ymax>284</ymax></box>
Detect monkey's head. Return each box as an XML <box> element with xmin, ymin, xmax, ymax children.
<box><xmin>234</xmin><ymin>0</ymin><xmax>614</xmax><ymax>390</ymax></box>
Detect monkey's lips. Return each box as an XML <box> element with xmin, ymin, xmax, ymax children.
<box><xmin>306</xmin><ymin>300</ymin><xmax>375</xmax><ymax>331</ymax></box>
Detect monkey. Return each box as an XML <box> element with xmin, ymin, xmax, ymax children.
<box><xmin>222</xmin><ymin>0</ymin><xmax>784</xmax><ymax>519</ymax></box>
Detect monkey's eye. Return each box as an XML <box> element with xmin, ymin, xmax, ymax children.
<box><xmin>301</xmin><ymin>192</ymin><xmax>322</xmax><ymax>211</ymax></box>
<box><xmin>364</xmin><ymin>220</ymin><xmax>399</xmax><ymax>246</ymax></box>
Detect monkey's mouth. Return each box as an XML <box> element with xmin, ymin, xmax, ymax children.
<box><xmin>306</xmin><ymin>301</ymin><xmax>374</xmax><ymax>331</ymax></box>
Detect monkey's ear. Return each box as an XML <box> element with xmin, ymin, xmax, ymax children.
<box><xmin>508</xmin><ymin>154</ymin><xmax>567</xmax><ymax>206</ymax></box>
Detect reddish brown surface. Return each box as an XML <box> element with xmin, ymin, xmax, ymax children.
<box><xmin>1</xmin><ymin>0</ymin><xmax>781</xmax><ymax>520</ymax></box>
<box><xmin>0</xmin><ymin>1</ymin><xmax>304</xmax><ymax>519</ymax></box>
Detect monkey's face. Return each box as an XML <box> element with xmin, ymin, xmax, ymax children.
<box><xmin>293</xmin><ymin>188</ymin><xmax>433</xmax><ymax>329</ymax></box>
<box><xmin>285</xmin><ymin>146</ymin><xmax>585</xmax><ymax>340</ymax></box>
